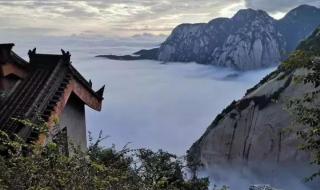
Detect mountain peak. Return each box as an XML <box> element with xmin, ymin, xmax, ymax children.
<box><xmin>232</xmin><ymin>8</ymin><xmax>271</xmax><ymax>21</ymax></box>
<box><xmin>284</xmin><ymin>4</ymin><xmax>320</xmax><ymax>18</ymax></box>
<box><xmin>277</xmin><ymin>5</ymin><xmax>320</xmax><ymax>52</ymax></box>
<box><xmin>294</xmin><ymin>4</ymin><xmax>318</xmax><ymax>11</ymax></box>
<box><xmin>105</xmin><ymin>5</ymin><xmax>320</xmax><ymax>71</ymax></box>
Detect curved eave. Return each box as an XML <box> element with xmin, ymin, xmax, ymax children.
<box><xmin>68</xmin><ymin>64</ymin><xmax>104</xmax><ymax>101</ymax></box>
<box><xmin>71</xmin><ymin>79</ymin><xmax>103</xmax><ymax>111</ymax></box>
<box><xmin>38</xmin><ymin>78</ymin><xmax>104</xmax><ymax>144</ymax></box>
<box><xmin>10</xmin><ymin>51</ymin><xmax>29</xmax><ymax>66</ymax></box>
<box><xmin>55</xmin><ymin>78</ymin><xmax>103</xmax><ymax>113</ymax></box>
<box><xmin>0</xmin><ymin>63</ymin><xmax>27</xmax><ymax>78</ymax></box>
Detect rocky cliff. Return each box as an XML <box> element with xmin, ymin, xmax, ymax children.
<box><xmin>100</xmin><ymin>5</ymin><xmax>320</xmax><ymax>71</ymax></box>
<box><xmin>277</xmin><ymin>5</ymin><xmax>320</xmax><ymax>52</ymax></box>
<box><xmin>158</xmin><ymin>5</ymin><xmax>320</xmax><ymax>70</ymax></box>
<box><xmin>159</xmin><ymin>9</ymin><xmax>285</xmax><ymax>70</ymax></box>
<box><xmin>189</xmin><ymin>67</ymin><xmax>311</xmax><ymax>166</ymax></box>
<box><xmin>188</xmin><ymin>28</ymin><xmax>320</xmax><ymax>188</ymax></box>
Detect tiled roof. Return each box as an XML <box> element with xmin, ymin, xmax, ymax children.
<box><xmin>0</xmin><ymin>43</ymin><xmax>28</xmax><ymax>66</ymax></box>
<box><xmin>0</xmin><ymin>47</ymin><xmax>104</xmax><ymax>141</ymax></box>
<box><xmin>10</xmin><ymin>51</ymin><xmax>29</xmax><ymax>66</ymax></box>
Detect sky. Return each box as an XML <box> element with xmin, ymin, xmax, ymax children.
<box><xmin>0</xmin><ymin>0</ymin><xmax>319</xmax><ymax>37</ymax></box>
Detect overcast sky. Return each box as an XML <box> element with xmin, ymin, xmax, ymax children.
<box><xmin>0</xmin><ymin>0</ymin><xmax>319</xmax><ymax>37</ymax></box>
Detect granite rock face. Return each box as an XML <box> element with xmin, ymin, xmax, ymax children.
<box><xmin>100</xmin><ymin>5</ymin><xmax>320</xmax><ymax>70</ymax></box>
<box><xmin>188</xmin><ymin>66</ymin><xmax>319</xmax><ymax>189</ymax></box>
<box><xmin>277</xmin><ymin>5</ymin><xmax>320</xmax><ymax>52</ymax></box>
<box><xmin>159</xmin><ymin>9</ymin><xmax>285</xmax><ymax>70</ymax></box>
<box><xmin>189</xmin><ymin>67</ymin><xmax>313</xmax><ymax>168</ymax></box>
<box><xmin>188</xmin><ymin>29</ymin><xmax>320</xmax><ymax>188</ymax></box>
<box><xmin>158</xmin><ymin>5</ymin><xmax>320</xmax><ymax>70</ymax></box>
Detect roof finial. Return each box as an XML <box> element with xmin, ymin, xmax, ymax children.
<box><xmin>88</xmin><ymin>80</ymin><xmax>92</xmax><ymax>87</ymax></box>
<box><xmin>96</xmin><ymin>85</ymin><xmax>105</xmax><ymax>98</ymax></box>
<box><xmin>28</xmin><ymin>48</ymin><xmax>36</xmax><ymax>58</ymax></box>
<box><xmin>61</xmin><ymin>49</ymin><xmax>71</xmax><ymax>63</ymax></box>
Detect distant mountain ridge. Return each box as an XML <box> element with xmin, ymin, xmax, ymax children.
<box><xmin>98</xmin><ymin>4</ymin><xmax>320</xmax><ymax>71</ymax></box>
<box><xmin>157</xmin><ymin>8</ymin><xmax>285</xmax><ymax>70</ymax></box>
<box><xmin>277</xmin><ymin>4</ymin><xmax>320</xmax><ymax>52</ymax></box>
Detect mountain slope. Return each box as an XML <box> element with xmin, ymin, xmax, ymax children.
<box><xmin>187</xmin><ymin>27</ymin><xmax>320</xmax><ymax>188</ymax></box>
<box><xmin>99</xmin><ymin>5</ymin><xmax>320</xmax><ymax>71</ymax></box>
<box><xmin>159</xmin><ymin>9</ymin><xmax>285</xmax><ymax>70</ymax></box>
<box><xmin>277</xmin><ymin>4</ymin><xmax>320</xmax><ymax>52</ymax></box>
<box><xmin>158</xmin><ymin>5</ymin><xmax>320</xmax><ymax>70</ymax></box>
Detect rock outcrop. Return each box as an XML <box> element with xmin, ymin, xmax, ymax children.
<box><xmin>159</xmin><ymin>9</ymin><xmax>285</xmax><ymax>70</ymax></box>
<box><xmin>158</xmin><ymin>5</ymin><xmax>320</xmax><ymax>70</ymax></box>
<box><xmin>188</xmin><ymin>28</ymin><xmax>320</xmax><ymax>189</ymax></box>
<box><xmin>96</xmin><ymin>48</ymin><xmax>159</xmax><ymax>61</ymax></box>
<box><xmin>277</xmin><ymin>5</ymin><xmax>320</xmax><ymax>52</ymax></box>
<box><xmin>189</xmin><ymin>66</ymin><xmax>313</xmax><ymax>167</ymax></box>
<box><xmin>100</xmin><ymin>5</ymin><xmax>320</xmax><ymax>71</ymax></box>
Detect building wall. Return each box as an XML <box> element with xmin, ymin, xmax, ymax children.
<box><xmin>58</xmin><ymin>93</ymin><xmax>87</xmax><ymax>151</ymax></box>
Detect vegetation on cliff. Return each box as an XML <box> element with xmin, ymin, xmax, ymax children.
<box><xmin>287</xmin><ymin>29</ymin><xmax>320</xmax><ymax>179</ymax></box>
<box><xmin>0</xmin><ymin>120</ymin><xmax>209</xmax><ymax>190</ymax></box>
<box><xmin>188</xmin><ymin>27</ymin><xmax>320</xmax><ymax>183</ymax></box>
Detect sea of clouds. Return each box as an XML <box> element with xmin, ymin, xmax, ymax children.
<box><xmin>0</xmin><ymin>33</ymin><xmax>274</xmax><ymax>155</ymax></box>
<box><xmin>202</xmin><ymin>163</ymin><xmax>318</xmax><ymax>190</ymax></box>
<box><xmin>2</xmin><ymin>33</ymin><xmax>318</xmax><ymax>189</ymax></box>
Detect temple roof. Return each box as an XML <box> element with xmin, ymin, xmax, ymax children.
<box><xmin>0</xmin><ymin>44</ymin><xmax>104</xmax><ymax>141</ymax></box>
<box><xmin>0</xmin><ymin>43</ymin><xmax>28</xmax><ymax>66</ymax></box>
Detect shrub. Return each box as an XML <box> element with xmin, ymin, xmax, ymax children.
<box><xmin>0</xmin><ymin>126</ymin><xmax>209</xmax><ymax>190</ymax></box>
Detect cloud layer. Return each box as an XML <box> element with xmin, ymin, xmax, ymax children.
<box><xmin>245</xmin><ymin>0</ymin><xmax>320</xmax><ymax>13</ymax></box>
<box><xmin>0</xmin><ymin>0</ymin><xmax>317</xmax><ymax>37</ymax></box>
<box><xmin>8</xmin><ymin>33</ymin><xmax>273</xmax><ymax>155</ymax></box>
<box><xmin>0</xmin><ymin>1</ymin><xmax>318</xmax><ymax>37</ymax></box>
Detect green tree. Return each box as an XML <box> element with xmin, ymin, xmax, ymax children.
<box><xmin>0</xmin><ymin>124</ymin><xmax>209</xmax><ymax>189</ymax></box>
<box><xmin>286</xmin><ymin>27</ymin><xmax>320</xmax><ymax>181</ymax></box>
<box><xmin>288</xmin><ymin>57</ymin><xmax>320</xmax><ymax>181</ymax></box>
<box><xmin>133</xmin><ymin>149</ymin><xmax>209</xmax><ymax>190</ymax></box>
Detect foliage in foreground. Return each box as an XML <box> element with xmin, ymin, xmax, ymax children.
<box><xmin>0</xmin><ymin>128</ymin><xmax>209</xmax><ymax>190</ymax></box>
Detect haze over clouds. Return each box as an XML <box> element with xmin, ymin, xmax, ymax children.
<box><xmin>1</xmin><ymin>0</ymin><xmax>316</xmax><ymax>155</ymax></box>
<box><xmin>83</xmin><ymin>59</ymin><xmax>274</xmax><ymax>155</ymax></box>
<box><xmin>0</xmin><ymin>0</ymin><xmax>284</xmax><ymax>155</ymax></box>
<box><xmin>6</xmin><ymin>35</ymin><xmax>273</xmax><ymax>155</ymax></box>
<box><xmin>0</xmin><ymin>0</ymin><xmax>319</xmax><ymax>37</ymax></box>
<box><xmin>1</xmin><ymin>1</ymin><xmax>319</xmax><ymax>189</ymax></box>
